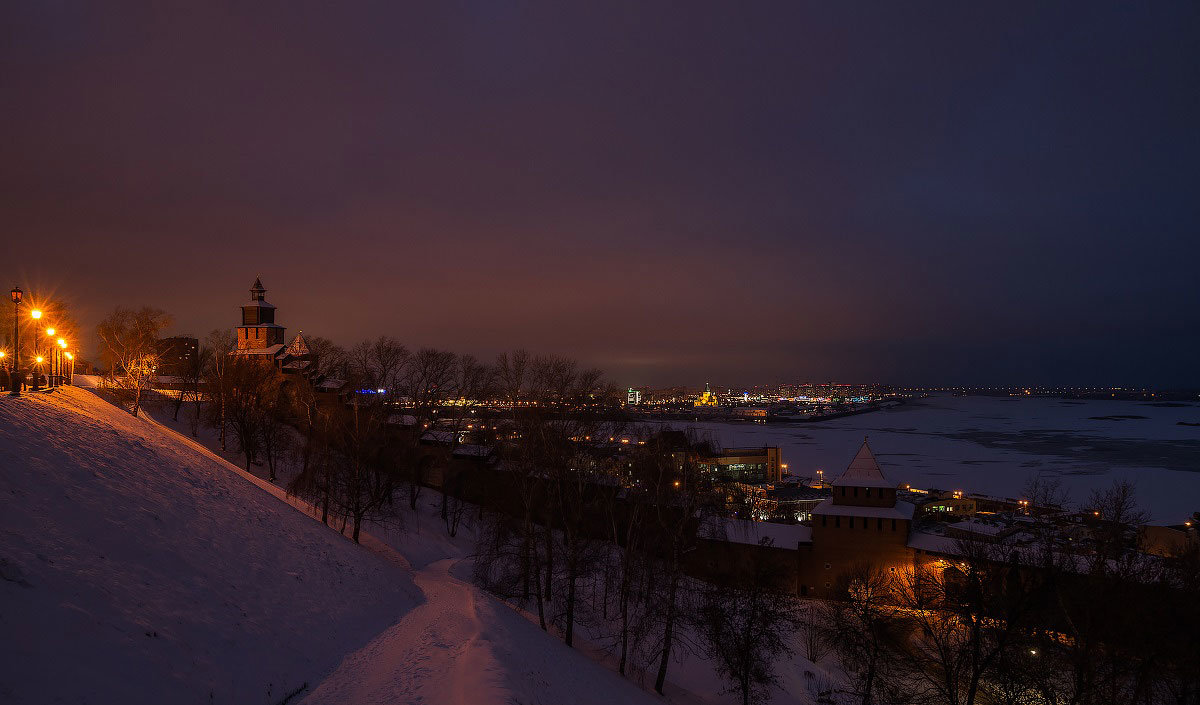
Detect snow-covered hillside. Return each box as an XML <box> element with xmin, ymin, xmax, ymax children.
<box><xmin>0</xmin><ymin>388</ymin><xmax>419</xmax><ymax>704</ymax></box>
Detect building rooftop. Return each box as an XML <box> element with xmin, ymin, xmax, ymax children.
<box><xmin>812</xmin><ymin>498</ymin><xmax>916</xmax><ymax>520</ymax></box>
<box><xmin>713</xmin><ymin>519</ymin><xmax>813</xmax><ymax>548</ymax></box>
<box><xmin>832</xmin><ymin>440</ymin><xmax>896</xmax><ymax>489</ymax></box>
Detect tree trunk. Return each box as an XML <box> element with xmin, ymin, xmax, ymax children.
<box><xmin>655</xmin><ymin>569</ymin><xmax>679</xmax><ymax>695</ymax></box>
<box><xmin>564</xmin><ymin>553</ymin><xmax>577</xmax><ymax>647</ymax></box>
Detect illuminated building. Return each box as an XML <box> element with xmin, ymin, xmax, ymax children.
<box><xmin>626</xmin><ymin>388</ymin><xmax>642</xmax><ymax>405</ymax></box>
<box><xmin>699</xmin><ymin>446</ymin><xmax>783</xmax><ymax>484</ymax></box>
<box><xmin>694</xmin><ymin>381</ymin><xmax>718</xmax><ymax>407</ymax></box>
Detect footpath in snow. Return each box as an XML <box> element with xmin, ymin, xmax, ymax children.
<box><xmin>139</xmin><ymin>394</ymin><xmax>700</xmax><ymax>705</ymax></box>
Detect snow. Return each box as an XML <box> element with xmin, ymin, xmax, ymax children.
<box><xmin>947</xmin><ymin>520</ymin><xmax>1004</xmax><ymax>536</ymax></box>
<box><xmin>0</xmin><ymin>387</ymin><xmax>419</xmax><ymax>704</ymax></box>
<box><xmin>718</xmin><ymin>519</ymin><xmax>813</xmax><ymax>547</ymax></box>
<box><xmin>831</xmin><ymin>441</ymin><xmax>894</xmax><ymax>488</ymax></box>
<box><xmin>812</xmin><ymin>499</ymin><xmax>916</xmax><ymax>520</ymax></box>
<box><xmin>907</xmin><ymin>531</ymin><xmax>959</xmax><ymax>554</ymax></box>
<box><xmin>0</xmin><ymin>386</ymin><xmax>886</xmax><ymax>705</ymax></box>
<box><xmin>680</xmin><ymin>394</ymin><xmax>1200</xmax><ymax>521</ymax></box>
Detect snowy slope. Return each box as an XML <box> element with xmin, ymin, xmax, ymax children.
<box><xmin>0</xmin><ymin>388</ymin><xmax>419</xmax><ymax>705</ymax></box>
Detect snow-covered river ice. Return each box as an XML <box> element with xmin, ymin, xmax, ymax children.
<box><xmin>669</xmin><ymin>394</ymin><xmax>1199</xmax><ymax>522</ymax></box>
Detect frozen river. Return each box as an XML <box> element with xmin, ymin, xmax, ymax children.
<box><xmin>673</xmin><ymin>394</ymin><xmax>1200</xmax><ymax>522</ymax></box>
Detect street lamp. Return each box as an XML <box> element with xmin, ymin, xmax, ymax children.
<box><xmin>9</xmin><ymin>286</ymin><xmax>21</xmax><ymax>395</ymax></box>
<box><xmin>31</xmin><ymin>310</ymin><xmax>43</xmax><ymax>392</ymax></box>
<box><xmin>55</xmin><ymin>339</ymin><xmax>67</xmax><ymax>387</ymax></box>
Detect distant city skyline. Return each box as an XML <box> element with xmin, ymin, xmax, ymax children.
<box><xmin>4</xmin><ymin>3</ymin><xmax>1198</xmax><ymax>388</ymax></box>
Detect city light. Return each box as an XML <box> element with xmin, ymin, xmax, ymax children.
<box><xmin>58</xmin><ymin>339</ymin><xmax>67</xmax><ymax>348</ymax></box>
<box><xmin>65</xmin><ymin>352</ymin><xmax>73</xmax><ymax>360</ymax></box>
<box><xmin>31</xmin><ymin>309</ymin><xmax>42</xmax><ymax>319</ymax></box>
<box><xmin>46</xmin><ymin>327</ymin><xmax>55</xmax><ymax>336</ymax></box>
<box><xmin>36</xmin><ymin>356</ymin><xmax>44</xmax><ymax>364</ymax></box>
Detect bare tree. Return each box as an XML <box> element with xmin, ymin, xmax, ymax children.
<box><xmin>439</xmin><ymin>354</ymin><xmax>494</xmax><ymax>532</ymax></box>
<box><xmin>640</xmin><ymin>435</ymin><xmax>712</xmax><ymax>695</ymax></box>
<box><xmin>259</xmin><ymin>375</ymin><xmax>292</xmax><ymax>482</ymax></box>
<box><xmin>891</xmin><ymin>536</ymin><xmax>1033</xmax><ymax>705</ymax></box>
<box><xmin>827</xmin><ymin>564</ymin><xmax>907</xmax><ymax>705</ymax></box>
<box><xmin>397</xmin><ymin>347</ymin><xmax>456</xmax><ymax>510</ymax></box>
<box><xmin>798</xmin><ymin>599</ymin><xmax>830</xmax><ymax>665</ymax></box>
<box><xmin>349</xmin><ymin>335</ymin><xmax>408</xmax><ymax>397</ymax></box>
<box><xmin>697</xmin><ymin>538</ymin><xmax>801</xmax><ymax>705</ymax></box>
<box><xmin>95</xmin><ymin>306</ymin><xmax>173</xmax><ymax>417</ymax></box>
<box><xmin>223</xmin><ymin>354</ymin><xmax>277</xmax><ymax>470</ymax></box>
<box><xmin>327</xmin><ymin>393</ymin><xmax>399</xmax><ymax>544</ymax></box>
<box><xmin>203</xmin><ymin>330</ymin><xmax>236</xmax><ymax>449</ymax></box>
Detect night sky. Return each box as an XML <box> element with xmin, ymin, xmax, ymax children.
<box><xmin>3</xmin><ymin>2</ymin><xmax>1198</xmax><ymax>388</ymax></box>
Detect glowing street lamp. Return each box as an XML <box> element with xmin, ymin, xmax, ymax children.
<box><xmin>30</xmin><ymin>309</ymin><xmax>41</xmax><ymax>320</ymax></box>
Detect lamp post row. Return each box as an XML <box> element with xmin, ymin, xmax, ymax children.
<box><xmin>8</xmin><ymin>285</ymin><xmax>74</xmax><ymax>397</ymax></box>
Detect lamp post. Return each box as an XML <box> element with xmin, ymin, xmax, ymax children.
<box><xmin>9</xmin><ymin>287</ymin><xmax>21</xmax><ymax>395</ymax></box>
<box><xmin>44</xmin><ymin>328</ymin><xmax>55</xmax><ymax>388</ymax></box>
<box><xmin>30</xmin><ymin>310</ymin><xmax>42</xmax><ymax>392</ymax></box>
<box><xmin>57</xmin><ymin>338</ymin><xmax>67</xmax><ymax>387</ymax></box>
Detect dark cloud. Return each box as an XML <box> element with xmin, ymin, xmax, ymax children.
<box><xmin>2</xmin><ymin>2</ymin><xmax>1197</xmax><ymax>387</ymax></box>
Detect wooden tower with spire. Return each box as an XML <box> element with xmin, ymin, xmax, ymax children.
<box><xmin>237</xmin><ymin>277</ymin><xmax>286</xmax><ymax>350</ymax></box>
